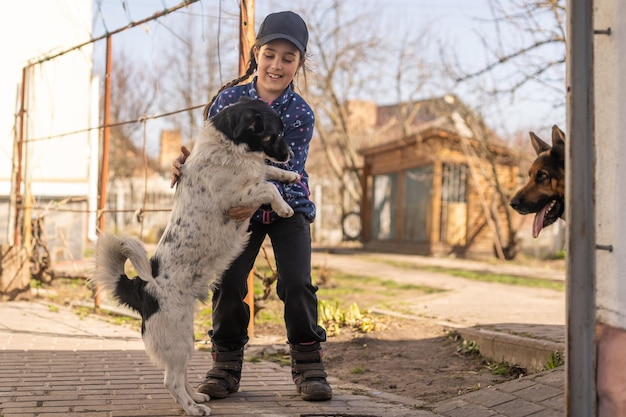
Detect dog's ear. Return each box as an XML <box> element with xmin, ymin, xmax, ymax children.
<box><xmin>232</xmin><ymin>111</ymin><xmax>263</xmax><ymax>139</ymax></box>
<box><xmin>550</xmin><ymin>125</ymin><xmax>565</xmax><ymax>164</ymax></box>
<box><xmin>551</xmin><ymin>125</ymin><xmax>565</xmax><ymax>147</ymax></box>
<box><xmin>529</xmin><ymin>132</ymin><xmax>551</xmax><ymax>156</ymax></box>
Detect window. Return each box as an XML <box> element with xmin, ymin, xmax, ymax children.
<box><xmin>403</xmin><ymin>166</ymin><xmax>433</xmax><ymax>242</ymax></box>
<box><xmin>440</xmin><ymin>163</ymin><xmax>467</xmax><ymax>245</ymax></box>
<box><xmin>372</xmin><ymin>173</ymin><xmax>398</xmax><ymax>240</ymax></box>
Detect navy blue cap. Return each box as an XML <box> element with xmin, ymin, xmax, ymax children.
<box><xmin>256</xmin><ymin>11</ymin><xmax>308</xmax><ymax>54</ymax></box>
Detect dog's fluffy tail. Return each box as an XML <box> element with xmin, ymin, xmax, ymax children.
<box><xmin>92</xmin><ymin>234</ymin><xmax>156</xmax><ymax>297</ymax></box>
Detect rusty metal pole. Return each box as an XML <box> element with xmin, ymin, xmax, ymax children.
<box><xmin>95</xmin><ymin>35</ymin><xmax>113</xmax><ymax>309</ymax></box>
<box><xmin>240</xmin><ymin>0</ymin><xmax>256</xmax><ymax>339</ymax></box>
<box><xmin>13</xmin><ymin>66</ymin><xmax>28</xmax><ymax>248</ymax></box>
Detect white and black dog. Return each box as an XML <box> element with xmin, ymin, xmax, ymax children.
<box><xmin>91</xmin><ymin>97</ymin><xmax>299</xmax><ymax>415</ymax></box>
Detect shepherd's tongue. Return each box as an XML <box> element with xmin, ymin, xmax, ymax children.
<box><xmin>533</xmin><ymin>204</ymin><xmax>550</xmax><ymax>238</ymax></box>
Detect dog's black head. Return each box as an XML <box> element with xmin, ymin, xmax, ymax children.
<box><xmin>509</xmin><ymin>125</ymin><xmax>565</xmax><ymax>238</ymax></box>
<box><xmin>210</xmin><ymin>97</ymin><xmax>293</xmax><ymax>163</ymax></box>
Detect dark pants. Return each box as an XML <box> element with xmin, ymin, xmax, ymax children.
<box><xmin>210</xmin><ymin>213</ymin><xmax>327</xmax><ymax>348</ymax></box>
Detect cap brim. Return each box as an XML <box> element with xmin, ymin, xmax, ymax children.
<box><xmin>257</xmin><ymin>34</ymin><xmax>305</xmax><ymax>54</ymax></box>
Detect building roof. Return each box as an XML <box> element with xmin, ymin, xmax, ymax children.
<box><xmin>359</xmin><ymin>94</ymin><xmax>512</xmax><ymax>158</ymax></box>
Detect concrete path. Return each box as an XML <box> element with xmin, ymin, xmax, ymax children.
<box><xmin>311</xmin><ymin>249</ymin><xmax>565</xmax><ymax>328</ymax></box>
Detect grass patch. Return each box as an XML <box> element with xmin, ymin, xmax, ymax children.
<box><xmin>486</xmin><ymin>361</ymin><xmax>526</xmax><ymax>378</ymax></box>
<box><xmin>350</xmin><ymin>366</ymin><xmax>366</xmax><ymax>374</ymax></box>
<box><xmin>254</xmin><ymin>308</ymin><xmax>283</xmax><ymax>326</ymax></box>
<box><xmin>315</xmin><ymin>269</ymin><xmax>444</xmax><ymax>310</ymax></box>
<box><xmin>369</xmin><ymin>259</ymin><xmax>565</xmax><ymax>291</ymax></box>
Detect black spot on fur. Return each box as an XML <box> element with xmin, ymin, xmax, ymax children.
<box><xmin>150</xmin><ymin>257</ymin><xmax>160</xmax><ymax>277</ymax></box>
<box><xmin>113</xmin><ymin>275</ymin><xmax>159</xmax><ymax>336</ymax></box>
<box><xmin>163</xmin><ymin>230</ymin><xmax>177</xmax><ymax>244</ymax></box>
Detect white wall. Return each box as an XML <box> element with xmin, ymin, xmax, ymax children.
<box><xmin>594</xmin><ymin>1</ymin><xmax>626</xmax><ymax>329</ymax></box>
<box><xmin>0</xmin><ymin>0</ymin><xmax>94</xmax><ymax>243</ymax></box>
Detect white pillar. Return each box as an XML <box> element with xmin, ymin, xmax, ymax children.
<box><xmin>594</xmin><ymin>1</ymin><xmax>626</xmax><ymax>416</ymax></box>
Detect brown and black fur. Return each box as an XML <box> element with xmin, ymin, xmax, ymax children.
<box><xmin>509</xmin><ymin>125</ymin><xmax>565</xmax><ymax>238</ymax></box>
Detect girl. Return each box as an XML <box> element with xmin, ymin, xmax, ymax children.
<box><xmin>171</xmin><ymin>11</ymin><xmax>332</xmax><ymax>402</ymax></box>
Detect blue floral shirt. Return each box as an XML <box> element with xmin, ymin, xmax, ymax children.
<box><xmin>207</xmin><ymin>77</ymin><xmax>316</xmax><ymax>224</ymax></box>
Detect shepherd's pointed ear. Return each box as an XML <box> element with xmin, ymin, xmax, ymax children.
<box><xmin>529</xmin><ymin>132</ymin><xmax>551</xmax><ymax>156</ymax></box>
<box><xmin>552</xmin><ymin>125</ymin><xmax>565</xmax><ymax>147</ymax></box>
<box><xmin>550</xmin><ymin>125</ymin><xmax>565</xmax><ymax>163</ymax></box>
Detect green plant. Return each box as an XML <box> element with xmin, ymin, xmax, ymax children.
<box><xmin>545</xmin><ymin>351</ymin><xmax>565</xmax><ymax>369</ymax></box>
<box><xmin>318</xmin><ymin>300</ymin><xmax>383</xmax><ymax>336</ymax></box>
<box><xmin>456</xmin><ymin>339</ymin><xmax>480</xmax><ymax>355</ymax></box>
<box><xmin>486</xmin><ymin>361</ymin><xmax>526</xmax><ymax>378</ymax></box>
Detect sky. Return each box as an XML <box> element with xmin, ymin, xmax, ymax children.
<box><xmin>91</xmin><ymin>0</ymin><xmax>565</xmax><ymax>140</ymax></box>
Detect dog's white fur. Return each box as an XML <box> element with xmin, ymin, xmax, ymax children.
<box><xmin>92</xmin><ymin>111</ymin><xmax>299</xmax><ymax>415</ymax></box>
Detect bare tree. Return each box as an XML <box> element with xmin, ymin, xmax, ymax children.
<box><xmin>390</xmin><ymin>29</ymin><xmax>441</xmax><ymax>138</ymax></box>
<box><xmin>108</xmin><ymin>50</ymin><xmax>160</xmax><ymax>179</ymax></box>
<box><xmin>155</xmin><ymin>12</ymin><xmax>238</xmax><ymax>147</ymax></box>
<box><xmin>435</xmin><ymin>1</ymin><xmax>567</xmax><ymax>258</ymax></box>
<box><xmin>299</xmin><ymin>2</ymin><xmax>438</xmax><ymax>214</ymax></box>
<box><xmin>104</xmin><ymin>8</ymin><xmax>239</xmax><ymax>181</ymax></box>
<box><xmin>450</xmin><ymin>0</ymin><xmax>566</xmax><ymax>106</ymax></box>
<box><xmin>447</xmin><ymin>104</ymin><xmax>523</xmax><ymax>259</ymax></box>
<box><xmin>303</xmin><ymin>2</ymin><xmax>381</xmax><ymax>207</ymax></box>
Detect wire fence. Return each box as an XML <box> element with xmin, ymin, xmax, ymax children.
<box><xmin>7</xmin><ymin>0</ymin><xmax>212</xmax><ymax>264</ymax></box>
<box><xmin>6</xmin><ymin>0</ymin><xmax>346</xmax><ymax>269</ymax></box>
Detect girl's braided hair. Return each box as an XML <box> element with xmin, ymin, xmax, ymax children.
<box><xmin>202</xmin><ymin>41</ymin><xmax>308</xmax><ymax>121</ymax></box>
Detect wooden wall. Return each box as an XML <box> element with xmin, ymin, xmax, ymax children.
<box><xmin>360</xmin><ymin>129</ymin><xmax>519</xmax><ymax>259</ymax></box>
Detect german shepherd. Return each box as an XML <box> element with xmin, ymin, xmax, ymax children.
<box><xmin>509</xmin><ymin>125</ymin><xmax>565</xmax><ymax>238</ymax></box>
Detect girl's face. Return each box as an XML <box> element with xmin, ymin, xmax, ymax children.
<box><xmin>254</xmin><ymin>39</ymin><xmax>303</xmax><ymax>102</ymax></box>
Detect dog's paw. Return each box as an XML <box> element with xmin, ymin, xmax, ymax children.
<box><xmin>284</xmin><ymin>171</ymin><xmax>301</xmax><ymax>184</ymax></box>
<box><xmin>184</xmin><ymin>402</ymin><xmax>211</xmax><ymax>416</ymax></box>
<box><xmin>275</xmin><ymin>204</ymin><xmax>294</xmax><ymax>218</ymax></box>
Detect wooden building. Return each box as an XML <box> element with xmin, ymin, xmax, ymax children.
<box><xmin>358</xmin><ymin>99</ymin><xmax>520</xmax><ymax>259</ymax></box>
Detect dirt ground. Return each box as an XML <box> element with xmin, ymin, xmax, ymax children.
<box><xmin>247</xmin><ymin>316</ymin><xmax>514</xmax><ymax>405</ymax></box>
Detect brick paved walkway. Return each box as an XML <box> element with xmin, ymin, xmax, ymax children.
<box><xmin>0</xmin><ymin>301</ymin><xmax>430</xmax><ymax>417</ymax></box>
<box><xmin>0</xmin><ymin>286</ymin><xmax>566</xmax><ymax>416</ymax></box>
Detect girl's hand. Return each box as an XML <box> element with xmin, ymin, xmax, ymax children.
<box><xmin>226</xmin><ymin>206</ymin><xmax>258</xmax><ymax>221</ymax></box>
<box><xmin>170</xmin><ymin>146</ymin><xmax>191</xmax><ymax>188</ymax></box>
